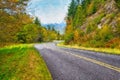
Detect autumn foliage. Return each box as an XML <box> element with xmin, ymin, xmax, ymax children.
<box><xmin>0</xmin><ymin>0</ymin><xmax>60</xmax><ymax>47</ymax></box>
<box><xmin>64</xmin><ymin>0</ymin><xmax>120</xmax><ymax>49</ymax></box>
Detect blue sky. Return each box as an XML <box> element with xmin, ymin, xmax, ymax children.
<box><xmin>27</xmin><ymin>0</ymin><xmax>71</xmax><ymax>24</ymax></box>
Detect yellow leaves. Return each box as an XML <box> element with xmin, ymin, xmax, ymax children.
<box><xmin>100</xmin><ymin>25</ymin><xmax>110</xmax><ymax>35</ymax></box>
<box><xmin>65</xmin><ymin>24</ymin><xmax>73</xmax><ymax>34</ymax></box>
<box><xmin>87</xmin><ymin>2</ymin><xmax>93</xmax><ymax>13</ymax></box>
<box><xmin>87</xmin><ymin>1</ymin><xmax>96</xmax><ymax>15</ymax></box>
<box><xmin>74</xmin><ymin>30</ymin><xmax>79</xmax><ymax>43</ymax></box>
<box><xmin>116</xmin><ymin>13</ymin><xmax>120</xmax><ymax>21</ymax></box>
<box><xmin>40</xmin><ymin>28</ymin><xmax>58</xmax><ymax>41</ymax></box>
<box><xmin>41</xmin><ymin>28</ymin><xmax>47</xmax><ymax>41</ymax></box>
<box><xmin>8</xmin><ymin>0</ymin><xmax>19</xmax><ymax>3</ymax></box>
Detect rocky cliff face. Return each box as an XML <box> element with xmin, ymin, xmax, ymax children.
<box><xmin>81</xmin><ymin>0</ymin><xmax>120</xmax><ymax>31</ymax></box>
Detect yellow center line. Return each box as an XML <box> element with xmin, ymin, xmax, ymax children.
<box><xmin>57</xmin><ymin>49</ymin><xmax>120</xmax><ymax>73</ymax></box>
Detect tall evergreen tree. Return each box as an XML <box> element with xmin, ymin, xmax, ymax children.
<box><xmin>73</xmin><ymin>5</ymin><xmax>85</xmax><ymax>29</ymax></box>
<box><xmin>34</xmin><ymin>17</ymin><xmax>41</xmax><ymax>26</ymax></box>
<box><xmin>67</xmin><ymin>0</ymin><xmax>77</xmax><ymax>19</ymax></box>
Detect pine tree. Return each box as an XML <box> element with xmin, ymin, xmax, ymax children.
<box><xmin>73</xmin><ymin>5</ymin><xmax>85</xmax><ymax>29</ymax></box>
<box><xmin>68</xmin><ymin>0</ymin><xmax>77</xmax><ymax>19</ymax></box>
<box><xmin>34</xmin><ymin>17</ymin><xmax>41</xmax><ymax>26</ymax></box>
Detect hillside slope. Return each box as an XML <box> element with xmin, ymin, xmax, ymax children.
<box><xmin>65</xmin><ymin>0</ymin><xmax>120</xmax><ymax>48</ymax></box>
<box><xmin>81</xmin><ymin>0</ymin><xmax>119</xmax><ymax>30</ymax></box>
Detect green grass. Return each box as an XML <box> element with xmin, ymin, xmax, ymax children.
<box><xmin>0</xmin><ymin>44</ymin><xmax>52</xmax><ymax>80</ymax></box>
<box><xmin>58</xmin><ymin>42</ymin><xmax>120</xmax><ymax>55</ymax></box>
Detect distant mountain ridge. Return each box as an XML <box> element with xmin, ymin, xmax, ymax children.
<box><xmin>42</xmin><ymin>22</ymin><xmax>66</xmax><ymax>34</ymax></box>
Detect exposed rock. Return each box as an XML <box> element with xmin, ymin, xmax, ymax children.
<box><xmin>81</xmin><ymin>0</ymin><xmax>119</xmax><ymax>31</ymax></box>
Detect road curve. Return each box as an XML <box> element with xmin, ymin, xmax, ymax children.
<box><xmin>35</xmin><ymin>43</ymin><xmax>120</xmax><ymax>80</ymax></box>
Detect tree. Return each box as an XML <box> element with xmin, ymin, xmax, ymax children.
<box><xmin>87</xmin><ymin>1</ymin><xmax>97</xmax><ymax>15</ymax></box>
<box><xmin>47</xmin><ymin>25</ymin><xmax>51</xmax><ymax>30</ymax></box>
<box><xmin>68</xmin><ymin>0</ymin><xmax>77</xmax><ymax>19</ymax></box>
<box><xmin>65</xmin><ymin>32</ymin><xmax>74</xmax><ymax>44</ymax></box>
<box><xmin>51</xmin><ymin>26</ymin><xmax>55</xmax><ymax>31</ymax></box>
<box><xmin>56</xmin><ymin>31</ymin><xmax>61</xmax><ymax>40</ymax></box>
<box><xmin>34</xmin><ymin>17</ymin><xmax>41</xmax><ymax>26</ymax></box>
<box><xmin>74</xmin><ymin>29</ymin><xmax>80</xmax><ymax>44</ymax></box>
<box><xmin>0</xmin><ymin>12</ymin><xmax>33</xmax><ymax>42</ymax></box>
<box><xmin>65</xmin><ymin>24</ymin><xmax>74</xmax><ymax>44</ymax></box>
<box><xmin>0</xmin><ymin>0</ymin><xmax>29</xmax><ymax>14</ymax></box>
<box><xmin>0</xmin><ymin>0</ymin><xmax>34</xmax><ymax>44</ymax></box>
<box><xmin>81</xmin><ymin>0</ymin><xmax>91</xmax><ymax>14</ymax></box>
<box><xmin>17</xmin><ymin>24</ymin><xmax>39</xmax><ymax>43</ymax></box>
<box><xmin>73</xmin><ymin>5</ymin><xmax>85</xmax><ymax>29</ymax></box>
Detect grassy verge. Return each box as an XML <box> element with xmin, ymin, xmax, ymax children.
<box><xmin>0</xmin><ymin>44</ymin><xmax>52</xmax><ymax>80</ymax></box>
<box><xmin>57</xmin><ymin>42</ymin><xmax>120</xmax><ymax>55</ymax></box>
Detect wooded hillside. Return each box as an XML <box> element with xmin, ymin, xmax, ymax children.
<box><xmin>64</xmin><ymin>0</ymin><xmax>120</xmax><ymax>49</ymax></box>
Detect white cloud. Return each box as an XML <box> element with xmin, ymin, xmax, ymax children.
<box><xmin>27</xmin><ymin>0</ymin><xmax>71</xmax><ymax>24</ymax></box>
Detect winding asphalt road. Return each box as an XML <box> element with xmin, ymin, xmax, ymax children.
<box><xmin>35</xmin><ymin>43</ymin><xmax>120</xmax><ymax>80</ymax></box>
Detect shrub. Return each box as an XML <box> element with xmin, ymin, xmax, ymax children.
<box><xmin>115</xmin><ymin>0</ymin><xmax>120</xmax><ymax>8</ymax></box>
<box><xmin>65</xmin><ymin>33</ymin><xmax>74</xmax><ymax>44</ymax></box>
<box><xmin>94</xmin><ymin>13</ymin><xmax>105</xmax><ymax>24</ymax></box>
<box><xmin>99</xmin><ymin>25</ymin><xmax>113</xmax><ymax>42</ymax></box>
<box><xmin>105</xmin><ymin>38</ymin><xmax>120</xmax><ymax>49</ymax></box>
<box><xmin>17</xmin><ymin>24</ymin><xmax>39</xmax><ymax>43</ymax></box>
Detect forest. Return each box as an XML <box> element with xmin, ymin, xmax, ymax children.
<box><xmin>0</xmin><ymin>0</ymin><xmax>61</xmax><ymax>47</ymax></box>
<box><xmin>0</xmin><ymin>0</ymin><xmax>120</xmax><ymax>79</ymax></box>
<box><xmin>64</xmin><ymin>0</ymin><xmax>120</xmax><ymax>49</ymax></box>
<box><xmin>0</xmin><ymin>0</ymin><xmax>120</xmax><ymax>49</ymax></box>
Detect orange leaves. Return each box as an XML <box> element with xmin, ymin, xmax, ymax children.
<box><xmin>105</xmin><ymin>38</ymin><xmax>120</xmax><ymax>48</ymax></box>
